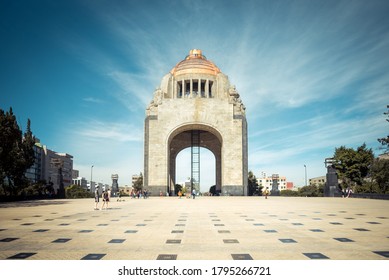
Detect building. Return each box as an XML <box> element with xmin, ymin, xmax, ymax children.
<box><xmin>144</xmin><ymin>49</ymin><xmax>248</xmax><ymax>196</ymax></box>
<box><xmin>309</xmin><ymin>176</ymin><xmax>326</xmax><ymax>186</ymax></box>
<box><xmin>41</xmin><ymin>146</ymin><xmax>73</xmax><ymax>193</ymax></box>
<box><xmin>24</xmin><ymin>141</ymin><xmax>73</xmax><ymax>194</ymax></box>
<box><xmin>25</xmin><ymin>142</ymin><xmax>44</xmax><ymax>183</ymax></box>
<box><xmin>72</xmin><ymin>177</ymin><xmax>87</xmax><ymax>188</ymax></box>
<box><xmin>258</xmin><ymin>176</ymin><xmax>288</xmax><ymax>191</ymax></box>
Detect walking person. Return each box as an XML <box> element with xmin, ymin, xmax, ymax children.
<box><xmin>263</xmin><ymin>187</ymin><xmax>270</xmax><ymax>199</ymax></box>
<box><xmin>101</xmin><ymin>189</ymin><xmax>110</xmax><ymax>210</ymax></box>
<box><xmin>192</xmin><ymin>189</ymin><xmax>196</xmax><ymax>199</ymax></box>
<box><xmin>94</xmin><ymin>186</ymin><xmax>100</xmax><ymax>210</ymax></box>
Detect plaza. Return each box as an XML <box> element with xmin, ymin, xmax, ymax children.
<box><xmin>0</xmin><ymin>196</ymin><xmax>388</xmax><ymax>260</ymax></box>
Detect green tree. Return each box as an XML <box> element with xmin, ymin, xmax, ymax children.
<box><xmin>333</xmin><ymin>143</ymin><xmax>374</xmax><ymax>190</ymax></box>
<box><xmin>377</xmin><ymin>105</ymin><xmax>389</xmax><ymax>152</ymax></box>
<box><xmin>132</xmin><ymin>172</ymin><xmax>143</xmax><ymax>192</ymax></box>
<box><xmin>65</xmin><ymin>184</ymin><xmax>91</xmax><ymax>199</ymax></box>
<box><xmin>247</xmin><ymin>170</ymin><xmax>261</xmax><ymax>196</ymax></box>
<box><xmin>370</xmin><ymin>159</ymin><xmax>389</xmax><ymax>194</ymax></box>
<box><xmin>174</xmin><ymin>184</ymin><xmax>182</xmax><ymax>195</ymax></box>
<box><xmin>0</xmin><ymin>108</ymin><xmax>35</xmax><ymax>196</ymax></box>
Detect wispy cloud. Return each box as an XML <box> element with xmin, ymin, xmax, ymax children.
<box><xmin>83</xmin><ymin>97</ymin><xmax>105</xmax><ymax>104</ymax></box>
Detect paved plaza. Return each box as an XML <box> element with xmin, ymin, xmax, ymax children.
<box><xmin>0</xmin><ymin>196</ymin><xmax>388</xmax><ymax>260</ymax></box>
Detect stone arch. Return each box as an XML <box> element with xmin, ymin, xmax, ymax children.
<box><xmin>167</xmin><ymin>123</ymin><xmax>222</xmax><ymax>194</ymax></box>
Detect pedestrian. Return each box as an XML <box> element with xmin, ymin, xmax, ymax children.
<box><xmin>94</xmin><ymin>186</ymin><xmax>100</xmax><ymax>210</ymax></box>
<box><xmin>178</xmin><ymin>190</ymin><xmax>182</xmax><ymax>199</ymax></box>
<box><xmin>101</xmin><ymin>189</ymin><xmax>109</xmax><ymax>210</ymax></box>
<box><xmin>192</xmin><ymin>189</ymin><xmax>196</xmax><ymax>199</ymax></box>
<box><xmin>263</xmin><ymin>187</ymin><xmax>270</xmax><ymax>199</ymax></box>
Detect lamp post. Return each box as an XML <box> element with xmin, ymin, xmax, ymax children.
<box><xmin>304</xmin><ymin>164</ymin><xmax>307</xmax><ymax>187</ymax></box>
<box><xmin>91</xmin><ymin>165</ymin><xmax>94</xmax><ymax>191</ymax></box>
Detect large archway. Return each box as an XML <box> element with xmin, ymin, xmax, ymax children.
<box><xmin>167</xmin><ymin>124</ymin><xmax>222</xmax><ymax>194</ymax></box>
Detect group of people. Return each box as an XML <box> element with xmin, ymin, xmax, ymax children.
<box><xmin>130</xmin><ymin>189</ymin><xmax>149</xmax><ymax>199</ymax></box>
<box><xmin>94</xmin><ymin>187</ymin><xmax>111</xmax><ymax>210</ymax></box>
<box><xmin>341</xmin><ymin>187</ymin><xmax>353</xmax><ymax>198</ymax></box>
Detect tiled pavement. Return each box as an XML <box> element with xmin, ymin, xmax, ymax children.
<box><xmin>0</xmin><ymin>196</ymin><xmax>388</xmax><ymax>260</ymax></box>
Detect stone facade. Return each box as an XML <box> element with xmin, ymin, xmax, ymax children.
<box><xmin>144</xmin><ymin>49</ymin><xmax>248</xmax><ymax>196</ymax></box>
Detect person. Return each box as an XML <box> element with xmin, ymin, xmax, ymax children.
<box><xmin>101</xmin><ymin>189</ymin><xmax>109</xmax><ymax>210</ymax></box>
<box><xmin>263</xmin><ymin>187</ymin><xmax>270</xmax><ymax>199</ymax></box>
<box><xmin>178</xmin><ymin>190</ymin><xmax>182</xmax><ymax>199</ymax></box>
<box><xmin>94</xmin><ymin>186</ymin><xmax>100</xmax><ymax>210</ymax></box>
<box><xmin>192</xmin><ymin>189</ymin><xmax>196</xmax><ymax>199</ymax></box>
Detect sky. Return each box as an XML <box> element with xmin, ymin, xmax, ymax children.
<box><xmin>1</xmin><ymin>0</ymin><xmax>388</xmax><ymax>191</ymax></box>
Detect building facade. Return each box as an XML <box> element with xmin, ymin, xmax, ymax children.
<box><xmin>144</xmin><ymin>49</ymin><xmax>248</xmax><ymax>196</ymax></box>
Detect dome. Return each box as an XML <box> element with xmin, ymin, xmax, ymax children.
<box><xmin>170</xmin><ymin>49</ymin><xmax>220</xmax><ymax>76</ymax></box>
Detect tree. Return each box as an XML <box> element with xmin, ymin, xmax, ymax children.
<box><xmin>174</xmin><ymin>184</ymin><xmax>182</xmax><ymax>195</ymax></box>
<box><xmin>333</xmin><ymin>143</ymin><xmax>374</xmax><ymax>189</ymax></box>
<box><xmin>377</xmin><ymin>105</ymin><xmax>389</xmax><ymax>152</ymax></box>
<box><xmin>0</xmin><ymin>108</ymin><xmax>35</xmax><ymax>196</ymax></box>
<box><xmin>370</xmin><ymin>159</ymin><xmax>389</xmax><ymax>194</ymax></box>
<box><xmin>132</xmin><ymin>172</ymin><xmax>143</xmax><ymax>192</ymax></box>
<box><xmin>248</xmin><ymin>170</ymin><xmax>259</xmax><ymax>196</ymax></box>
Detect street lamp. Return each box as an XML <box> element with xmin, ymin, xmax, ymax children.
<box><xmin>304</xmin><ymin>164</ymin><xmax>307</xmax><ymax>187</ymax></box>
<box><xmin>91</xmin><ymin>165</ymin><xmax>94</xmax><ymax>191</ymax></box>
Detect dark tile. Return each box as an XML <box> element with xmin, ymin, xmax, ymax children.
<box><xmin>292</xmin><ymin>223</ymin><xmax>304</xmax><ymax>226</ymax></box>
<box><xmin>77</xmin><ymin>219</ymin><xmax>87</xmax><ymax>221</ymax></box>
<box><xmin>245</xmin><ymin>219</ymin><xmax>254</xmax><ymax>221</ymax></box>
<box><xmin>253</xmin><ymin>223</ymin><xmax>264</xmax><ymax>226</ymax></box>
<box><xmin>376</xmin><ymin>217</ymin><xmax>388</xmax><ymax>219</ymax></box>
<box><xmin>223</xmin><ymin>239</ymin><xmax>239</xmax><ymax>243</ymax></box>
<box><xmin>21</xmin><ymin>223</ymin><xmax>34</xmax><ymax>226</ymax></box>
<box><xmin>97</xmin><ymin>224</ymin><xmax>108</xmax><ymax>226</ymax></box>
<box><xmin>334</xmin><ymin>238</ymin><xmax>354</xmax><ymax>242</ymax></box>
<box><xmin>312</xmin><ymin>218</ymin><xmax>322</xmax><ymax>220</ymax></box>
<box><xmin>339</xmin><ymin>211</ymin><xmax>347</xmax><ymax>213</ymax></box>
<box><xmin>178</xmin><ymin>219</ymin><xmax>186</xmax><ymax>221</ymax></box>
<box><xmin>218</xmin><ymin>230</ymin><xmax>231</xmax><ymax>233</ymax></box>
<box><xmin>0</xmin><ymin>238</ymin><xmax>19</xmax><ymax>242</ymax></box>
<box><xmin>214</xmin><ymin>224</ymin><xmax>225</xmax><ymax>226</ymax></box>
<box><xmin>157</xmin><ymin>254</ymin><xmax>177</xmax><ymax>260</ymax></box>
<box><xmin>231</xmin><ymin>254</ymin><xmax>253</xmax><ymax>260</ymax></box>
<box><xmin>356</xmin><ymin>214</ymin><xmax>366</xmax><ymax>216</ymax></box>
<box><xmin>353</xmin><ymin>228</ymin><xmax>370</xmax><ymax>232</ymax></box>
<box><xmin>303</xmin><ymin>253</ymin><xmax>329</xmax><ymax>259</ymax></box>
<box><xmin>81</xmin><ymin>254</ymin><xmax>106</xmax><ymax>260</ymax></box>
<box><xmin>166</xmin><ymin>239</ymin><xmax>181</xmax><ymax>244</ymax></box>
<box><xmin>264</xmin><ymin>230</ymin><xmax>277</xmax><ymax>233</ymax></box>
<box><xmin>33</xmin><ymin>229</ymin><xmax>49</xmax><ymax>232</ymax></box>
<box><xmin>0</xmin><ymin>229</ymin><xmax>6</xmax><ymax>231</ymax></box>
<box><xmin>59</xmin><ymin>223</ymin><xmax>70</xmax><ymax>226</ymax></box>
<box><xmin>310</xmin><ymin>229</ymin><xmax>324</xmax><ymax>232</ymax></box>
<box><xmin>171</xmin><ymin>230</ymin><xmax>184</xmax><ymax>233</ymax></box>
<box><xmin>299</xmin><ymin>215</ymin><xmax>307</xmax><ymax>217</ymax></box>
<box><xmin>7</xmin><ymin>252</ymin><xmax>36</xmax><ymax>259</ymax></box>
<box><xmin>327</xmin><ymin>214</ymin><xmax>336</xmax><ymax>216</ymax></box>
<box><xmin>212</xmin><ymin>219</ymin><xmax>221</xmax><ymax>221</ymax></box>
<box><xmin>51</xmin><ymin>212</ymin><xmax>58</xmax><ymax>214</ymax></box>
<box><xmin>52</xmin><ymin>238</ymin><xmax>71</xmax><ymax>243</ymax></box>
<box><xmin>240</xmin><ymin>215</ymin><xmax>248</xmax><ymax>217</ymax></box>
<box><xmin>136</xmin><ymin>224</ymin><xmax>146</xmax><ymax>226</ymax></box>
<box><xmin>367</xmin><ymin>222</ymin><xmax>381</xmax><ymax>224</ymax></box>
<box><xmin>125</xmin><ymin>230</ymin><xmax>138</xmax><ymax>233</ymax></box>
<box><xmin>330</xmin><ymin>222</ymin><xmax>343</xmax><ymax>225</ymax></box>
<box><xmin>373</xmin><ymin>251</ymin><xmax>389</xmax><ymax>258</ymax></box>
<box><xmin>279</xmin><ymin>239</ymin><xmax>297</xmax><ymax>243</ymax></box>
<box><xmin>79</xmin><ymin>230</ymin><xmax>93</xmax><ymax>233</ymax></box>
<box><xmin>175</xmin><ymin>224</ymin><xmax>185</xmax><ymax>226</ymax></box>
<box><xmin>345</xmin><ymin>217</ymin><xmax>355</xmax><ymax>220</ymax></box>
<box><xmin>269</xmin><ymin>215</ymin><xmax>277</xmax><ymax>217</ymax></box>
<box><xmin>13</xmin><ymin>218</ymin><xmax>22</xmax><ymax>220</ymax></box>
<box><xmin>108</xmin><ymin>239</ymin><xmax>125</xmax><ymax>243</ymax></box>
<box><xmin>144</xmin><ymin>219</ymin><xmax>152</xmax><ymax>222</ymax></box>
<box><xmin>33</xmin><ymin>215</ymin><xmax>42</xmax><ymax>217</ymax></box>
<box><xmin>45</xmin><ymin>219</ymin><xmax>54</xmax><ymax>221</ymax></box>
<box><xmin>111</xmin><ymin>219</ymin><xmax>120</xmax><ymax>222</ymax></box>
<box><xmin>279</xmin><ymin>219</ymin><xmax>289</xmax><ymax>221</ymax></box>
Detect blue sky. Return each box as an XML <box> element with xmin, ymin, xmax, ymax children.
<box><xmin>1</xmin><ymin>0</ymin><xmax>388</xmax><ymax>190</ymax></box>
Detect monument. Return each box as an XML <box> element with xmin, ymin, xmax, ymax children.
<box><xmin>111</xmin><ymin>174</ymin><xmax>119</xmax><ymax>197</ymax></box>
<box><xmin>324</xmin><ymin>158</ymin><xmax>341</xmax><ymax>197</ymax></box>
<box><xmin>144</xmin><ymin>49</ymin><xmax>248</xmax><ymax>196</ymax></box>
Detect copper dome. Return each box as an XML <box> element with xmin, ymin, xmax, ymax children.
<box><xmin>170</xmin><ymin>49</ymin><xmax>221</xmax><ymax>76</ymax></box>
